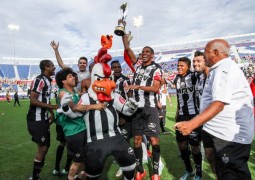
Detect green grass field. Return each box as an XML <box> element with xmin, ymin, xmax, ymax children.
<box><xmin>0</xmin><ymin>98</ymin><xmax>254</xmax><ymax>180</ymax></box>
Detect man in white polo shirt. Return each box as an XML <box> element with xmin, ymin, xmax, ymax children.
<box><xmin>175</xmin><ymin>39</ymin><xmax>254</xmax><ymax>180</ymax></box>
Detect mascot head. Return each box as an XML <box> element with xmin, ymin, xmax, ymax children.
<box><xmin>88</xmin><ymin>35</ymin><xmax>116</xmax><ymax>103</ymax></box>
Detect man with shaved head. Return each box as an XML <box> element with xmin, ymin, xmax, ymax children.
<box><xmin>175</xmin><ymin>39</ymin><xmax>254</xmax><ymax>180</ymax></box>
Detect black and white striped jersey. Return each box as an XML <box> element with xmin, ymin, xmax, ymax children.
<box><xmin>27</xmin><ymin>74</ymin><xmax>52</xmax><ymax>121</ymax></box>
<box><xmin>81</xmin><ymin>93</ymin><xmax>121</xmax><ymax>143</ymax></box>
<box><xmin>114</xmin><ymin>74</ymin><xmax>131</xmax><ymax>100</ymax></box>
<box><xmin>132</xmin><ymin>62</ymin><xmax>163</xmax><ymax>108</ymax></box>
<box><xmin>173</xmin><ymin>71</ymin><xmax>198</xmax><ymax>116</ymax></box>
<box><xmin>195</xmin><ymin>72</ymin><xmax>207</xmax><ymax>111</ymax></box>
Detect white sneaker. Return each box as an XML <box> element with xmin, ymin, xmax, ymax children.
<box><xmin>52</xmin><ymin>169</ymin><xmax>61</xmax><ymax>176</ymax></box>
<box><xmin>115</xmin><ymin>167</ymin><xmax>123</xmax><ymax>178</ymax></box>
<box><xmin>61</xmin><ymin>169</ymin><xmax>68</xmax><ymax>175</ymax></box>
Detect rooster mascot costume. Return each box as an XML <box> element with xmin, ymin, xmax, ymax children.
<box><xmin>79</xmin><ymin>36</ymin><xmax>138</xmax><ymax>180</ymax></box>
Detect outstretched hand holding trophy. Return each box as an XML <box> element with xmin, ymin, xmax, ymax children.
<box><xmin>114</xmin><ymin>3</ymin><xmax>128</xmax><ymax>36</ymax></box>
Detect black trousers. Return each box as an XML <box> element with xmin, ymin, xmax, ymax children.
<box><xmin>14</xmin><ymin>99</ymin><xmax>20</xmax><ymax>106</ymax></box>
<box><xmin>210</xmin><ymin>134</ymin><xmax>252</xmax><ymax>180</ymax></box>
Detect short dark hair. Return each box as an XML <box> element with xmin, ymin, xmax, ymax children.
<box><xmin>194</xmin><ymin>51</ymin><xmax>204</xmax><ymax>57</ymax></box>
<box><xmin>178</xmin><ymin>57</ymin><xmax>191</xmax><ymax>69</ymax></box>
<box><xmin>55</xmin><ymin>68</ymin><xmax>73</xmax><ymax>89</ymax></box>
<box><xmin>110</xmin><ymin>60</ymin><xmax>120</xmax><ymax>66</ymax></box>
<box><xmin>78</xmin><ymin>57</ymin><xmax>88</xmax><ymax>64</ymax></box>
<box><xmin>39</xmin><ymin>60</ymin><xmax>52</xmax><ymax>71</ymax></box>
<box><xmin>143</xmin><ymin>46</ymin><xmax>154</xmax><ymax>54</ymax></box>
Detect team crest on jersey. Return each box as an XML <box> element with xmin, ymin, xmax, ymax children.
<box><xmin>76</xmin><ymin>153</ymin><xmax>81</xmax><ymax>158</ymax></box>
<box><xmin>128</xmin><ymin>147</ymin><xmax>134</xmax><ymax>155</ymax></box>
<box><xmin>186</xmin><ymin>78</ymin><xmax>192</xmax><ymax>87</ymax></box>
<box><xmin>41</xmin><ymin>136</ymin><xmax>45</xmax><ymax>142</ymax></box>
<box><xmin>148</xmin><ymin>123</ymin><xmax>156</xmax><ymax>132</ymax></box>
<box><xmin>180</xmin><ymin>82</ymin><xmax>186</xmax><ymax>88</ymax></box>
<box><xmin>145</xmin><ymin>68</ymin><xmax>150</xmax><ymax>74</ymax></box>
<box><xmin>222</xmin><ymin>154</ymin><xmax>229</xmax><ymax>164</ymax></box>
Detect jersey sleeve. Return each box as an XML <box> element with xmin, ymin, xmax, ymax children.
<box><xmin>30</xmin><ymin>78</ymin><xmax>45</xmax><ymax>94</ymax></box>
<box><xmin>153</xmin><ymin>68</ymin><xmax>162</xmax><ymax>81</ymax></box>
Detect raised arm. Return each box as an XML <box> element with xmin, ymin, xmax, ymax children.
<box><xmin>118</xmin><ymin>19</ymin><xmax>137</xmax><ymax>65</ymax></box>
<box><xmin>50</xmin><ymin>40</ymin><xmax>68</xmax><ymax>69</ymax></box>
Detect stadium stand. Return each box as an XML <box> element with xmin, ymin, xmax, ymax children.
<box><xmin>0</xmin><ymin>33</ymin><xmax>255</xmax><ymax>98</ymax></box>
<box><xmin>17</xmin><ymin>65</ymin><xmax>29</xmax><ymax>79</ymax></box>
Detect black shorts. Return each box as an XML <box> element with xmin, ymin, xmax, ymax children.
<box><xmin>27</xmin><ymin>120</ymin><xmax>50</xmax><ymax>147</ymax></box>
<box><xmin>212</xmin><ymin>136</ymin><xmax>252</xmax><ymax>179</ymax></box>
<box><xmin>158</xmin><ymin>108</ymin><xmax>164</xmax><ymax>117</ymax></box>
<box><xmin>175</xmin><ymin>114</ymin><xmax>202</xmax><ymax>146</ymax></box>
<box><xmin>84</xmin><ymin>135</ymin><xmax>136</xmax><ymax>178</ymax></box>
<box><xmin>131</xmin><ymin>107</ymin><xmax>160</xmax><ymax>137</ymax></box>
<box><xmin>201</xmin><ymin>130</ymin><xmax>214</xmax><ymax>148</ymax></box>
<box><xmin>56</xmin><ymin>124</ymin><xmax>66</xmax><ymax>142</ymax></box>
<box><xmin>65</xmin><ymin>130</ymin><xmax>87</xmax><ymax>162</ymax></box>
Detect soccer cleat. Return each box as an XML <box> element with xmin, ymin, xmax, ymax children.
<box><xmin>151</xmin><ymin>174</ymin><xmax>160</xmax><ymax>180</ymax></box>
<box><xmin>193</xmin><ymin>175</ymin><xmax>202</xmax><ymax>180</ymax></box>
<box><xmin>135</xmin><ymin>170</ymin><xmax>146</xmax><ymax>180</ymax></box>
<box><xmin>61</xmin><ymin>169</ymin><xmax>68</xmax><ymax>175</ymax></box>
<box><xmin>52</xmin><ymin>169</ymin><xmax>61</xmax><ymax>176</ymax></box>
<box><xmin>115</xmin><ymin>167</ymin><xmax>123</xmax><ymax>177</ymax></box>
<box><xmin>179</xmin><ymin>171</ymin><xmax>194</xmax><ymax>180</ymax></box>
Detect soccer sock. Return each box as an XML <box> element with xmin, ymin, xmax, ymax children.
<box><xmin>159</xmin><ymin>118</ymin><xmax>166</xmax><ymax>132</ymax></box>
<box><xmin>192</xmin><ymin>152</ymin><xmax>202</xmax><ymax>177</ymax></box>
<box><xmin>146</xmin><ymin>138</ymin><xmax>150</xmax><ymax>150</ymax></box>
<box><xmin>33</xmin><ymin>161</ymin><xmax>44</xmax><ymax>179</ymax></box>
<box><xmin>180</xmin><ymin>148</ymin><xmax>193</xmax><ymax>173</ymax></box>
<box><xmin>65</xmin><ymin>155</ymin><xmax>72</xmax><ymax>171</ymax></box>
<box><xmin>152</xmin><ymin>145</ymin><xmax>160</xmax><ymax>175</ymax></box>
<box><xmin>134</xmin><ymin>146</ymin><xmax>144</xmax><ymax>173</ymax></box>
<box><xmin>55</xmin><ymin>145</ymin><xmax>64</xmax><ymax>171</ymax></box>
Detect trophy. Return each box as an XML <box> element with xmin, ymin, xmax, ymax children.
<box><xmin>114</xmin><ymin>3</ymin><xmax>128</xmax><ymax>36</ymax></box>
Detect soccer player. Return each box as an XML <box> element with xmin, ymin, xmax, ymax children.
<box><xmin>128</xmin><ymin>46</ymin><xmax>163</xmax><ymax>180</ymax></box>
<box><xmin>157</xmin><ymin>84</ymin><xmax>172</xmax><ymax>134</ymax></box>
<box><xmin>111</xmin><ymin>60</ymin><xmax>132</xmax><ymax>177</ymax></box>
<box><xmin>193</xmin><ymin>51</ymin><xmax>217</xmax><ymax>178</ymax></box>
<box><xmin>27</xmin><ymin>60</ymin><xmax>58</xmax><ymax>180</ymax></box>
<box><xmin>168</xmin><ymin>57</ymin><xmax>203</xmax><ymax>180</ymax></box>
<box><xmin>52</xmin><ymin>71</ymin><xmax>79</xmax><ymax>177</ymax></box>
